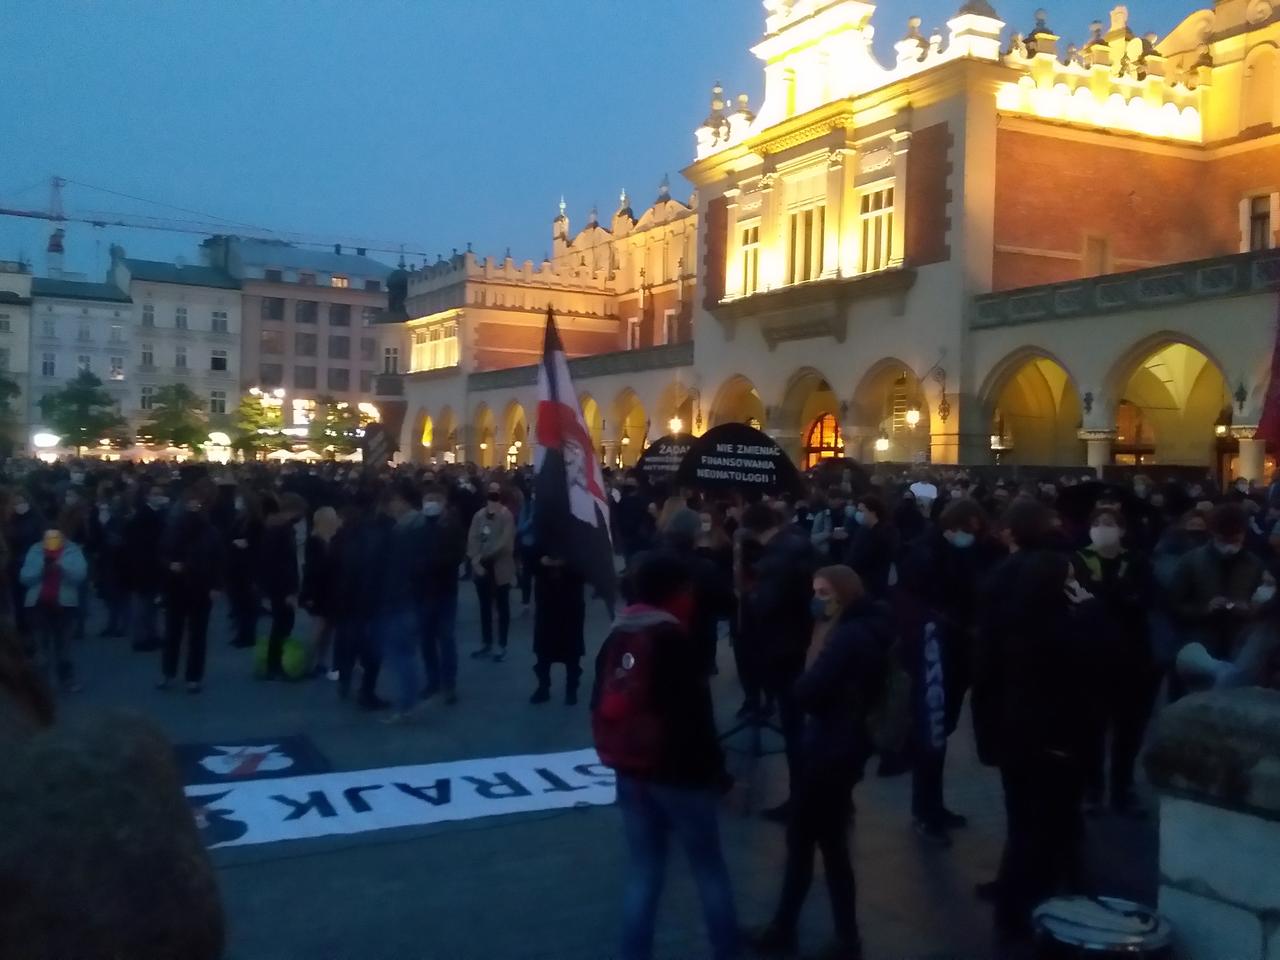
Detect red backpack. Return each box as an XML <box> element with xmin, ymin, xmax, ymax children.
<box><xmin>591</xmin><ymin>605</ymin><xmax>676</xmax><ymax>777</ymax></box>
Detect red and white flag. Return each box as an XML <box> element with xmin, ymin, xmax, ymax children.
<box><xmin>534</xmin><ymin>308</ymin><xmax>616</xmax><ymax>605</ymax></box>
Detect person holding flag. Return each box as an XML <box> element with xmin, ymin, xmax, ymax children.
<box><xmin>532</xmin><ymin>307</ymin><xmax>617</xmax><ymax>636</ymax></box>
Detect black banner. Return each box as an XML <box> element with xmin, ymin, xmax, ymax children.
<box><xmin>674</xmin><ymin>423</ymin><xmax>803</xmax><ymax>495</ymax></box>
<box><xmin>633</xmin><ymin>434</ymin><xmax>693</xmax><ymax>486</ymax></box>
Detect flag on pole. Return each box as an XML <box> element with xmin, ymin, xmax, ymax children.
<box><xmin>534</xmin><ymin>308</ymin><xmax>616</xmax><ymax>606</ymax></box>
<box><xmin>1256</xmin><ymin>293</ymin><xmax>1280</xmax><ymax>445</ymax></box>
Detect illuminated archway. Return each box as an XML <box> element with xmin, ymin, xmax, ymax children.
<box><xmin>777</xmin><ymin>367</ymin><xmax>838</xmax><ymax>464</ymax></box>
<box><xmin>580</xmin><ymin>393</ymin><xmax>603</xmax><ymax>454</ymax></box>
<box><xmin>612</xmin><ymin>388</ymin><xmax>648</xmax><ymax>468</ymax></box>
<box><xmin>1107</xmin><ymin>338</ymin><xmax>1229</xmax><ymax>467</ymax></box>
<box><xmin>501</xmin><ymin>401</ymin><xmax>529</xmax><ymax>468</ymax></box>
<box><xmin>981</xmin><ymin>350</ymin><xmax>1083</xmax><ymax>465</ymax></box>
<box><xmin>436</xmin><ymin>406</ymin><xmax>459</xmax><ymax>463</ymax></box>
<box><xmin>803</xmin><ymin>413</ymin><xmax>844</xmax><ymax>469</ymax></box>
<box><xmin>408</xmin><ymin>408</ymin><xmax>432</xmax><ymax>465</ymax></box>
<box><xmin>709</xmin><ymin>374</ymin><xmax>766</xmax><ymax>429</ymax></box>
<box><xmin>656</xmin><ymin>381</ymin><xmax>699</xmax><ymax>437</ymax></box>
<box><xmin>851</xmin><ymin>360</ymin><xmax>930</xmax><ymax>463</ymax></box>
<box><xmin>473</xmin><ymin>403</ymin><xmax>497</xmax><ymax>468</ymax></box>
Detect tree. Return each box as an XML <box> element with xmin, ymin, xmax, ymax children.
<box><xmin>232</xmin><ymin>391</ymin><xmax>285</xmax><ymax>455</ymax></box>
<box><xmin>138</xmin><ymin>383</ymin><xmax>208</xmax><ymax>450</ymax></box>
<box><xmin>308</xmin><ymin>394</ymin><xmax>361</xmax><ymax>456</ymax></box>
<box><xmin>0</xmin><ymin>373</ymin><xmax>21</xmax><ymax>455</ymax></box>
<box><xmin>38</xmin><ymin>371</ymin><xmax>127</xmax><ymax>455</ymax></box>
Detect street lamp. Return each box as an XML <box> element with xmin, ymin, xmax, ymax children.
<box><xmin>874</xmin><ymin>430</ymin><xmax>890</xmax><ymax>454</ymax></box>
<box><xmin>32</xmin><ymin>431</ymin><xmax>60</xmax><ymax>449</ymax></box>
<box><xmin>905</xmin><ymin>405</ymin><xmax>921</xmax><ymax>429</ymax></box>
<box><xmin>668</xmin><ymin>415</ymin><xmax>684</xmax><ymax>435</ymax></box>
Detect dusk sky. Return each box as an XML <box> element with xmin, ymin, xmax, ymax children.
<box><xmin>1</xmin><ymin>0</ymin><xmax>1187</xmax><ymax>279</ymax></box>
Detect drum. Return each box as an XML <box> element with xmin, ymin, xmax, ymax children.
<box><xmin>1033</xmin><ymin>896</ymin><xmax>1173</xmax><ymax>960</ymax></box>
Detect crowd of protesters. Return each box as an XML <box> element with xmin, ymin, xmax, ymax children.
<box><xmin>4</xmin><ymin>453</ymin><xmax>1279</xmax><ymax>958</ymax></box>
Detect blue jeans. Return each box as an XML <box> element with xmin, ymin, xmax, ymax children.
<box><xmin>379</xmin><ymin>608</ymin><xmax>421</xmax><ymax>712</ymax></box>
<box><xmin>421</xmin><ymin>590</ymin><xmax>458</xmax><ymax>692</ymax></box>
<box><xmin>615</xmin><ymin>775</ymin><xmax>739</xmax><ymax>960</ymax></box>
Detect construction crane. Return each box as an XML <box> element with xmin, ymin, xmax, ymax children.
<box><xmin>0</xmin><ymin>176</ymin><xmax>431</xmax><ymax>262</ymax></box>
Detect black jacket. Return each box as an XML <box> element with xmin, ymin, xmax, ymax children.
<box><xmin>257</xmin><ymin>517</ymin><xmax>300</xmax><ymax>599</ymax></box>
<box><xmin>422</xmin><ymin>510</ymin><xmax>465</xmax><ymax>596</ymax></box>
<box><xmin>300</xmin><ymin>535</ymin><xmax>342</xmax><ymax>619</ymax></box>
<box><xmin>847</xmin><ymin>523</ymin><xmax>896</xmax><ymax>600</ymax></box>
<box><xmin>591</xmin><ymin>605</ymin><xmax>726</xmax><ymax>791</ymax></box>
<box><xmin>794</xmin><ymin>598</ymin><xmax>893</xmax><ymax>774</ymax></box>
<box><xmin>161</xmin><ymin>512</ymin><xmax>223</xmax><ymax>597</ymax></box>
<box><xmin>121</xmin><ymin>505</ymin><xmax>165</xmax><ymax>593</ymax></box>
<box><xmin>741</xmin><ymin>526</ymin><xmax>818</xmax><ymax>683</ymax></box>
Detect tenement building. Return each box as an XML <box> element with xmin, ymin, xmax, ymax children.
<box><xmin>395</xmin><ymin>0</ymin><xmax>1280</xmax><ymax>480</ymax></box>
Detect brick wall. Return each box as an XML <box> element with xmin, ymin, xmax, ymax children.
<box><xmin>992</xmin><ymin>128</ymin><xmax>1280</xmax><ymax>291</ymax></box>
<box><xmin>471</xmin><ymin>320</ymin><xmax>619</xmax><ymax>371</ymax></box>
<box><xmin>906</xmin><ymin>122</ymin><xmax>953</xmax><ymax>267</ymax></box>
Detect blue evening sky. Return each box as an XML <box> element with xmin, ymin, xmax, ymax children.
<box><xmin>1</xmin><ymin>0</ymin><xmax>1187</xmax><ymax>279</ymax></box>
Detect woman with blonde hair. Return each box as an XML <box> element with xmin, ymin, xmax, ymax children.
<box><xmin>751</xmin><ymin>564</ymin><xmax>892</xmax><ymax>960</ymax></box>
<box><xmin>300</xmin><ymin>505</ymin><xmax>342</xmax><ymax>679</ymax></box>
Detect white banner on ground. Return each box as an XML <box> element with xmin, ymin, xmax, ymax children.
<box><xmin>185</xmin><ymin>748</ymin><xmax>615</xmax><ymax>849</ymax></box>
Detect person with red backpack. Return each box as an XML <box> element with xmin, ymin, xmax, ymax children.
<box><xmin>591</xmin><ymin>551</ymin><xmax>739</xmax><ymax>960</ymax></box>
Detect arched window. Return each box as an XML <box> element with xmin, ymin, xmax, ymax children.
<box><xmin>1114</xmin><ymin>400</ymin><xmax>1156</xmax><ymax>465</ymax></box>
<box><xmin>1243</xmin><ymin>46</ymin><xmax>1277</xmax><ymax>131</ymax></box>
<box><xmin>804</xmin><ymin>413</ymin><xmax>843</xmax><ymax>469</ymax></box>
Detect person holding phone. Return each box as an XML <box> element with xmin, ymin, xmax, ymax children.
<box><xmin>19</xmin><ymin>519</ymin><xmax>88</xmax><ymax>693</ymax></box>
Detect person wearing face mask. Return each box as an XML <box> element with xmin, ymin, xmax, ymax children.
<box><xmin>900</xmin><ymin>498</ymin><xmax>997</xmax><ymax>845</ymax></box>
<box><xmin>749</xmin><ymin>565</ymin><xmax>890</xmax><ymax>960</ymax></box>
<box><xmin>20</xmin><ymin>520</ymin><xmax>89</xmax><ymax>693</ymax></box>
<box><xmin>466</xmin><ymin>482</ymin><xmax>516</xmax><ymax>661</ymax></box>
<box><xmin>224</xmin><ymin>486</ymin><xmax>263</xmax><ymax>650</ymax></box>
<box><xmin>1075</xmin><ymin>507</ymin><xmax>1155</xmax><ymax>816</ymax></box>
<box><xmin>121</xmin><ymin>485</ymin><xmax>167</xmax><ymax>652</ymax></box>
<box><xmin>1171</xmin><ymin>502</ymin><xmax>1264</xmax><ymax>670</ymax></box>
<box><xmin>845</xmin><ymin>496</ymin><xmax>895</xmax><ymax>600</ymax></box>
<box><xmin>810</xmin><ymin>487</ymin><xmax>851</xmax><ymax>564</ymax></box>
<box><xmin>156</xmin><ymin>491</ymin><xmax>224</xmax><ymax>693</ymax></box>
<box><xmin>420</xmin><ymin>484</ymin><xmax>465</xmax><ymax>704</ymax></box>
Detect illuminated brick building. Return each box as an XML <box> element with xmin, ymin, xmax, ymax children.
<box><xmin>397</xmin><ymin>0</ymin><xmax>1280</xmax><ymax>479</ymax></box>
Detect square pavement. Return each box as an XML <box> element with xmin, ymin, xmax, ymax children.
<box><xmin>61</xmin><ymin>593</ymin><xmax>1157</xmax><ymax>960</ymax></box>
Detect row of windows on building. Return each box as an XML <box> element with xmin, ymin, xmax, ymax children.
<box><xmin>260</xmin><ymin>330</ymin><xmax>378</xmax><ymax>362</ymax></box>
<box><xmin>259</xmin><ymin>299</ymin><xmax>383</xmax><ymax>326</ymax></box>
<box><xmin>138</xmin><ymin>305</ymin><xmax>231</xmax><ymax>333</ymax></box>
<box><xmin>138</xmin><ymin>386</ymin><xmax>229</xmax><ymax>415</ymax></box>
<box><xmin>261</xmin><ymin>269</ymin><xmax>381</xmax><ymax>292</ymax></box>
<box><xmin>736</xmin><ymin>186</ymin><xmax>896</xmax><ymax>297</ymax></box>
<box><xmin>258</xmin><ymin>364</ymin><xmax>376</xmax><ymax>394</ymax></box>
<box><xmin>22</xmin><ymin>346</ymin><xmax>233</xmax><ymax>379</ymax></box>
<box><xmin>410</xmin><ymin>322</ymin><xmax>459</xmax><ymax>372</ymax></box>
<box><xmin>624</xmin><ymin>310</ymin><xmax>684</xmax><ymax>351</ymax></box>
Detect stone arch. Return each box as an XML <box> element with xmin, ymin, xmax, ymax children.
<box><xmin>579</xmin><ymin>393</ymin><xmax>603</xmax><ymax>453</ymax></box>
<box><xmin>656</xmin><ymin>381</ymin><xmax>698</xmax><ymax>437</ymax></box>
<box><xmin>979</xmin><ymin>347</ymin><xmax>1084</xmax><ymax>465</ymax></box>
<box><xmin>611</xmin><ymin>388</ymin><xmax>648</xmax><ymax>468</ymax></box>
<box><xmin>501</xmin><ymin>400</ymin><xmax>530</xmax><ymax>467</ymax></box>
<box><xmin>408</xmin><ymin>407</ymin><xmax>432</xmax><ymax>465</ymax></box>
<box><xmin>1243</xmin><ymin>42</ymin><xmax>1278</xmax><ymax>130</ymax></box>
<box><xmin>709</xmin><ymin>374</ymin><xmax>766</xmax><ymax>428</ymax></box>
<box><xmin>850</xmin><ymin>358</ymin><xmax>930</xmax><ymax>463</ymax></box>
<box><xmin>436</xmin><ymin>406</ymin><xmax>459</xmax><ymax>462</ymax></box>
<box><xmin>777</xmin><ymin>367</ymin><xmax>840</xmax><ymax>466</ymax></box>
<box><xmin>1104</xmin><ymin>334</ymin><xmax>1230</xmax><ymax>467</ymax></box>
<box><xmin>473</xmin><ymin>402</ymin><xmax>497</xmax><ymax>468</ymax></box>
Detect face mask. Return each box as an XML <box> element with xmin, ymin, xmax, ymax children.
<box><xmin>854</xmin><ymin>509</ymin><xmax>867</xmax><ymax>526</ymax></box>
<box><xmin>1134</xmin><ymin>486</ymin><xmax>1149</xmax><ymax>499</ymax></box>
<box><xmin>70</xmin><ymin>472</ymin><xmax>84</xmax><ymax>484</ymax></box>
<box><xmin>1236</xmin><ymin>481</ymin><xmax>1249</xmax><ymax>493</ymax></box>
<box><xmin>947</xmin><ymin>530</ymin><xmax>976</xmax><ymax>549</ymax></box>
<box><xmin>810</xmin><ymin>596</ymin><xmax>835</xmax><ymax>623</ymax></box>
<box><xmin>1215</xmin><ymin>541</ymin><xmax>1242</xmax><ymax>557</ymax></box>
<box><xmin>423</xmin><ymin>501</ymin><xmax>443</xmax><ymax>518</ymax></box>
<box><xmin>186</xmin><ymin>502</ymin><xmax>203</xmax><ymax>514</ymax></box>
<box><xmin>841</xmin><ymin>504</ymin><xmax>854</xmax><ymax>518</ymax></box>
<box><xmin>234</xmin><ymin>497</ymin><xmax>245</xmax><ymax>512</ymax></box>
<box><xmin>65</xmin><ymin>493</ymin><xmax>79</xmax><ymax>506</ymax></box>
<box><xmin>14</xmin><ymin>503</ymin><xmax>29</xmax><ymax>515</ymax></box>
<box><xmin>1090</xmin><ymin>525</ymin><xmax>1123</xmax><ymax>550</ymax></box>
<box><xmin>700</xmin><ymin>518</ymin><xmax>713</xmax><ymax>534</ymax></box>
<box><xmin>98</xmin><ymin>505</ymin><xmax>110</xmax><ymax>522</ymax></box>
<box><xmin>1253</xmin><ymin>584</ymin><xmax>1276</xmax><ymax>605</ymax></box>
<box><xmin>149</xmin><ymin>496</ymin><xmax>168</xmax><ymax>511</ymax></box>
